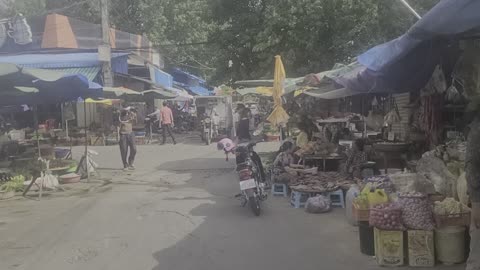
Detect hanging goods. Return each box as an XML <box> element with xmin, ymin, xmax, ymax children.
<box><xmin>8</xmin><ymin>14</ymin><xmax>32</xmax><ymax>45</ymax></box>
<box><xmin>384</xmin><ymin>97</ymin><xmax>401</xmax><ymax>125</ymax></box>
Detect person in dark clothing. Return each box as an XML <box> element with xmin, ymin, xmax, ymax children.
<box><xmin>465</xmin><ymin>116</ymin><xmax>480</xmax><ymax>270</ymax></box>
<box><xmin>344</xmin><ymin>138</ymin><xmax>368</xmax><ymax>179</ymax></box>
<box><xmin>119</xmin><ymin>108</ymin><xmax>137</xmax><ymax>170</ymax></box>
<box><xmin>236</xmin><ymin>104</ymin><xmax>251</xmax><ymax>141</ymax></box>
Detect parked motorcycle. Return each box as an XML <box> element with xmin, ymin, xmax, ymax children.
<box><xmin>200</xmin><ymin>117</ymin><xmax>212</xmax><ymax>145</ymax></box>
<box><xmin>173</xmin><ymin>112</ymin><xmax>195</xmax><ymax>134</ymax></box>
<box><xmin>235</xmin><ymin>141</ymin><xmax>267</xmax><ymax>216</ymax></box>
<box><xmin>144</xmin><ymin>115</ymin><xmax>159</xmax><ymax>144</ymax></box>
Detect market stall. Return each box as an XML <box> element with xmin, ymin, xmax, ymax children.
<box><xmin>0</xmin><ymin>63</ymin><xmax>102</xmax><ymax>198</ymax></box>
<box><xmin>278</xmin><ymin>1</ymin><xmax>479</xmax><ymax>267</ymax></box>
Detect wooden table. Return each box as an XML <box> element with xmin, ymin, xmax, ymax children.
<box><xmin>302</xmin><ymin>155</ymin><xmax>343</xmax><ymax>172</ymax></box>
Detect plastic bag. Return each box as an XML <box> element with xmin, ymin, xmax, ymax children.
<box><xmin>365</xmin><ymin>111</ymin><xmax>384</xmax><ymax>131</ymax></box>
<box><xmin>399</xmin><ymin>192</ymin><xmax>435</xmax><ymax>230</ymax></box>
<box><xmin>363</xmin><ymin>175</ymin><xmax>395</xmax><ymax>194</ymax></box>
<box><xmin>457</xmin><ymin>172</ymin><xmax>469</xmax><ymax>206</ymax></box>
<box><xmin>362</xmin><ymin>184</ymin><xmax>389</xmax><ymax>206</ymax></box>
<box><xmin>368</xmin><ymin>189</ymin><xmax>389</xmax><ymax>206</ymax></box>
<box><xmin>346</xmin><ymin>184</ymin><xmax>360</xmax><ymax>225</ymax></box>
<box><xmin>369</xmin><ymin>203</ymin><xmax>405</xmax><ymax>231</ymax></box>
<box><xmin>305</xmin><ymin>195</ymin><xmax>331</xmax><ymax>214</ymax></box>
<box><xmin>389</xmin><ymin>173</ymin><xmax>436</xmax><ymax>194</ymax></box>
<box><xmin>417</xmin><ymin>151</ymin><xmax>456</xmax><ymax>197</ymax></box>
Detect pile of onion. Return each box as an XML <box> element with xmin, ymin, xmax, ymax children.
<box><xmin>369</xmin><ymin>203</ymin><xmax>405</xmax><ymax>231</ymax></box>
<box><xmin>399</xmin><ymin>192</ymin><xmax>435</xmax><ymax>230</ymax></box>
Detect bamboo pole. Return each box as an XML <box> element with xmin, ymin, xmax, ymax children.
<box><xmin>84</xmin><ymin>100</ymin><xmax>89</xmax><ymax>181</ymax></box>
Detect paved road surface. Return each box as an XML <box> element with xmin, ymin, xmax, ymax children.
<box><xmin>0</xmin><ymin>137</ymin><xmax>463</xmax><ymax>270</ymax></box>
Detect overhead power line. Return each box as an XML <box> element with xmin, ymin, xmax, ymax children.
<box><xmin>398</xmin><ymin>0</ymin><xmax>422</xmax><ymax>19</ymax></box>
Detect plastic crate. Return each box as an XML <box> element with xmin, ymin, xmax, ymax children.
<box><xmin>271</xmin><ymin>183</ymin><xmax>288</xmax><ymax>197</ymax></box>
<box><xmin>290</xmin><ymin>190</ymin><xmax>310</xmax><ymax>208</ymax></box>
<box><xmin>328</xmin><ymin>189</ymin><xmax>345</xmax><ymax>208</ymax></box>
<box><xmin>434</xmin><ymin>212</ymin><xmax>471</xmax><ymax>227</ymax></box>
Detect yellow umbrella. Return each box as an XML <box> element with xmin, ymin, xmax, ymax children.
<box><xmin>255</xmin><ymin>86</ymin><xmax>273</xmax><ymax>96</ymax></box>
<box><xmin>266</xmin><ymin>55</ymin><xmax>290</xmax><ymax>127</ymax></box>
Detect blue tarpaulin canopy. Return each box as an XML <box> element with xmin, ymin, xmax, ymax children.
<box><xmin>341</xmin><ymin>0</ymin><xmax>480</xmax><ymax>95</ymax></box>
<box><xmin>0</xmin><ymin>63</ymin><xmax>102</xmax><ymax>105</ymax></box>
<box><xmin>0</xmin><ymin>52</ymin><xmax>129</xmax><ymax>75</ymax></box>
<box><xmin>171</xmin><ymin>68</ymin><xmax>212</xmax><ymax>96</ymax></box>
<box><xmin>359</xmin><ymin>0</ymin><xmax>480</xmax><ymax>72</ymax></box>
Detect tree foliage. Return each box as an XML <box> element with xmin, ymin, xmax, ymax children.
<box><xmin>208</xmin><ymin>0</ymin><xmax>440</xmax><ymax>84</ymax></box>
<box><xmin>4</xmin><ymin>0</ymin><xmax>441</xmax><ymax>84</ymax></box>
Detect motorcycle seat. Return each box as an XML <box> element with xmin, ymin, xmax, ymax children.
<box><xmin>237</xmin><ymin>141</ymin><xmax>257</xmax><ymax>148</ymax></box>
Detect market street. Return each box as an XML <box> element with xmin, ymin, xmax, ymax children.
<box><xmin>0</xmin><ymin>137</ymin><xmax>463</xmax><ymax>270</ymax></box>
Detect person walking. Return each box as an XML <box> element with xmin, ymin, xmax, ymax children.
<box><xmin>236</xmin><ymin>103</ymin><xmax>251</xmax><ymax>141</ymax></box>
<box><xmin>119</xmin><ymin>108</ymin><xmax>137</xmax><ymax>171</ymax></box>
<box><xmin>160</xmin><ymin>101</ymin><xmax>176</xmax><ymax>145</ymax></box>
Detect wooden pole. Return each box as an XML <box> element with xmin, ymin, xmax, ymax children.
<box><xmin>100</xmin><ymin>0</ymin><xmax>113</xmax><ymax>87</ymax></box>
<box><xmin>33</xmin><ymin>105</ymin><xmax>41</xmax><ymax>157</ymax></box>
<box><xmin>84</xmin><ymin>100</ymin><xmax>89</xmax><ymax>181</ymax></box>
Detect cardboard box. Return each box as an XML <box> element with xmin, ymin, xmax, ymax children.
<box><xmin>374</xmin><ymin>228</ymin><xmax>404</xmax><ymax>267</ymax></box>
<box><xmin>408</xmin><ymin>230</ymin><xmax>435</xmax><ymax>267</ymax></box>
<box><xmin>353</xmin><ymin>203</ymin><xmax>370</xmax><ymax>221</ymax></box>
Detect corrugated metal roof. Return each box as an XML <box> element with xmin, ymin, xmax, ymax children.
<box><xmin>47</xmin><ymin>67</ymin><xmax>101</xmax><ymax>81</ymax></box>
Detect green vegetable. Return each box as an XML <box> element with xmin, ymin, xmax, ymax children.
<box><xmin>0</xmin><ymin>175</ymin><xmax>25</xmax><ymax>192</ymax></box>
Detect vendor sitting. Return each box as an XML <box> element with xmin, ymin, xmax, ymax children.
<box><xmin>344</xmin><ymin>138</ymin><xmax>368</xmax><ymax>179</ymax></box>
<box><xmin>272</xmin><ymin>141</ymin><xmax>301</xmax><ymax>184</ymax></box>
<box><xmin>296</xmin><ymin>122</ymin><xmax>310</xmax><ymax>149</ymax></box>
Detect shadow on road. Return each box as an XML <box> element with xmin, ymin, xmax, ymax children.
<box><xmin>149</xmin><ymin>156</ymin><xmax>370</xmax><ymax>270</ymax></box>
<box><xmin>149</xmin><ymin>156</ymin><xmax>461</xmax><ymax>270</ymax></box>
<box><xmin>151</xmin><ymin>156</ymin><xmax>279</xmax><ymax>270</ymax></box>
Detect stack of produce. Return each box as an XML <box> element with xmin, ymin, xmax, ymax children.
<box><xmin>289</xmin><ymin>172</ymin><xmax>354</xmax><ymax>192</ymax></box>
<box><xmin>363</xmin><ymin>175</ymin><xmax>395</xmax><ymax>194</ymax></box>
<box><xmin>369</xmin><ymin>203</ymin><xmax>406</xmax><ymax>231</ymax></box>
<box><xmin>433</xmin><ymin>197</ymin><xmax>471</xmax><ymax>227</ymax></box>
<box><xmin>434</xmin><ymin>198</ymin><xmax>469</xmax><ymax>215</ymax></box>
<box><xmin>399</xmin><ymin>192</ymin><xmax>435</xmax><ymax>230</ymax></box>
<box><xmin>295</xmin><ymin>140</ymin><xmax>338</xmax><ymax>157</ymax></box>
<box><xmin>290</xmin><ymin>180</ymin><xmax>339</xmax><ymax>193</ymax></box>
<box><xmin>416</xmin><ymin>140</ymin><xmax>466</xmax><ymax>198</ymax></box>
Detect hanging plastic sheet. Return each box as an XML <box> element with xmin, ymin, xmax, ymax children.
<box><xmin>339</xmin><ymin>0</ymin><xmax>480</xmax><ymax>95</ymax></box>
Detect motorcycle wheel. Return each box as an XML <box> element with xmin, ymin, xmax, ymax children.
<box><xmin>249</xmin><ymin>196</ymin><xmax>261</xmax><ymax>216</ymax></box>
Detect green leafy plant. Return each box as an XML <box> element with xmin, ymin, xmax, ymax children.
<box><xmin>0</xmin><ymin>175</ymin><xmax>25</xmax><ymax>193</ymax></box>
